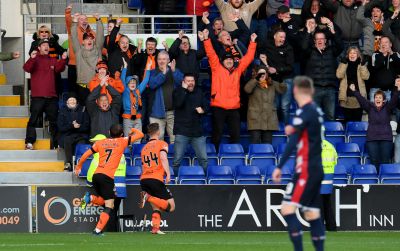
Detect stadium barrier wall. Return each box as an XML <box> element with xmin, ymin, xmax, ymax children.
<box><xmin>0</xmin><ymin>186</ymin><xmax>32</xmax><ymax>233</ymax></box>
<box><xmin>33</xmin><ymin>185</ymin><xmax>400</xmax><ymax>232</ymax></box>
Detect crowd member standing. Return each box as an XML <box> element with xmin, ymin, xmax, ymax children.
<box><xmin>172</xmin><ymin>74</ymin><xmax>209</xmax><ymax>171</ymax></box>
<box><xmin>75</xmin><ymin>125</ymin><xmax>144</xmax><ymax>236</ymax></box>
<box><xmin>199</xmin><ymin>29</ymin><xmax>257</xmax><ymax>149</ymax></box>
<box><xmin>337</xmin><ymin>47</ymin><xmax>369</xmax><ymax>122</ymax></box>
<box><xmin>244</xmin><ymin>66</ymin><xmax>287</xmax><ymax>144</ymax></box>
<box><xmin>272</xmin><ymin>76</ymin><xmax>325</xmax><ymax>251</ymax></box>
<box><xmin>71</xmin><ymin>13</ymin><xmax>104</xmax><ymax>105</ymax></box>
<box><xmin>139</xmin><ymin>123</ymin><xmax>176</xmax><ymax>235</ymax></box>
<box><xmin>65</xmin><ymin>4</ymin><xmax>96</xmax><ymax>92</ymax></box>
<box><xmin>23</xmin><ymin>39</ymin><xmax>67</xmax><ymax>150</ymax></box>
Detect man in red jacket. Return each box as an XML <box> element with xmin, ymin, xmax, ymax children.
<box><xmin>23</xmin><ymin>39</ymin><xmax>67</xmax><ymax>150</ymax></box>
<box><xmin>198</xmin><ymin>29</ymin><xmax>257</xmax><ymax>149</ymax></box>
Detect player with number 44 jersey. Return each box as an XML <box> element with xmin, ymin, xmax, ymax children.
<box><xmin>75</xmin><ymin>124</ymin><xmax>144</xmax><ymax>235</ymax></box>
<box><xmin>139</xmin><ymin>123</ymin><xmax>176</xmax><ymax>235</ymax></box>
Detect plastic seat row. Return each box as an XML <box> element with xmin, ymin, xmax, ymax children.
<box><xmin>334</xmin><ymin>164</ymin><xmax>400</xmax><ymax>184</ymax></box>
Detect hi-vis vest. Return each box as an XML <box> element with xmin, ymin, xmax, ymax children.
<box><xmin>86</xmin><ymin>153</ymin><xmax>127</xmax><ymax>198</ymax></box>
<box><xmin>320</xmin><ymin>140</ymin><xmax>337</xmax><ymax>194</ymax></box>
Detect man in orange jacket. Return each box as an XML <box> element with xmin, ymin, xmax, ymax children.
<box><xmin>198</xmin><ymin>29</ymin><xmax>257</xmax><ymax>150</ymax></box>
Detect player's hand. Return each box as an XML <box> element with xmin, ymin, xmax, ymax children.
<box><xmin>30</xmin><ymin>50</ymin><xmax>38</xmax><ymax>59</ymax></box>
<box><xmin>12</xmin><ymin>51</ymin><xmax>20</xmax><ymax>59</ymax></box>
<box><xmin>284</xmin><ymin>125</ymin><xmax>295</xmax><ymax>136</ymax></box>
<box><xmin>250</xmin><ymin>33</ymin><xmax>257</xmax><ymax>42</ymax></box>
<box><xmin>74</xmin><ymin>166</ymin><xmax>81</xmax><ymax>176</ymax></box>
<box><xmin>272</xmin><ymin>168</ymin><xmax>282</xmax><ymax>183</ymax></box>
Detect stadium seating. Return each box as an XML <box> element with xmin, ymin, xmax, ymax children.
<box><xmin>333</xmin><ymin>164</ymin><xmax>348</xmax><ymax>184</ymax></box>
<box><xmin>77</xmin><ymin>159</ymin><xmax>91</xmax><ymax>178</ymax></box>
<box><xmin>323</xmin><ymin>121</ymin><xmax>346</xmax><ymax>145</ymax></box>
<box><xmin>74</xmin><ymin>144</ymin><xmax>92</xmax><ymax>164</ymax></box>
<box><xmin>132</xmin><ymin>143</ymin><xmax>146</xmax><ymax>166</ymax></box>
<box><xmin>336</xmin><ymin>143</ymin><xmax>362</xmax><ymax>167</ymax></box>
<box><xmin>167</xmin><ymin>144</ymin><xmax>191</xmax><ymax>167</ymax></box>
<box><xmin>177</xmin><ymin>166</ymin><xmax>207</xmax><ymax>184</ymax></box>
<box><xmin>207</xmin><ymin>165</ymin><xmax>235</xmax><ymax>184</ymax></box>
<box><xmin>124</xmin><ymin>147</ymin><xmax>132</xmax><ymax>166</ymax></box>
<box><xmin>218</xmin><ymin>144</ymin><xmax>246</xmax><ymax>167</ymax></box>
<box><xmin>248</xmin><ymin>144</ymin><xmax>277</xmax><ymax>168</ymax></box>
<box><xmin>264</xmin><ymin>164</ymin><xmax>293</xmax><ymax>184</ymax></box>
<box><xmin>235</xmin><ymin>165</ymin><xmax>262</xmax><ymax>184</ymax></box>
<box><xmin>352</xmin><ymin>164</ymin><xmax>379</xmax><ymax>184</ymax></box>
<box><xmin>126</xmin><ymin>165</ymin><xmax>142</xmax><ymax>184</ymax></box>
<box><xmin>346</xmin><ymin>122</ymin><xmax>368</xmax><ymax>149</ymax></box>
<box><xmin>379</xmin><ymin>164</ymin><xmax>400</xmax><ymax>184</ymax></box>
<box><xmin>193</xmin><ymin>143</ymin><xmax>219</xmax><ymax>166</ymax></box>
<box><xmin>272</xmin><ymin>122</ymin><xmax>287</xmax><ymax>151</ymax></box>
<box><xmin>277</xmin><ymin>143</ymin><xmax>296</xmax><ymax>162</ymax></box>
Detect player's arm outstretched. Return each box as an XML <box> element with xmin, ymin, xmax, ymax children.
<box><xmin>128</xmin><ymin>128</ymin><xmax>144</xmax><ymax>144</ymax></box>
<box><xmin>160</xmin><ymin>150</ymin><xmax>171</xmax><ymax>184</ymax></box>
<box><xmin>75</xmin><ymin>148</ymin><xmax>95</xmax><ymax>176</ymax></box>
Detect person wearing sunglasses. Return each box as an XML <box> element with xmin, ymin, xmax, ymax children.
<box><xmin>28</xmin><ymin>25</ymin><xmax>65</xmax><ymax>59</ymax></box>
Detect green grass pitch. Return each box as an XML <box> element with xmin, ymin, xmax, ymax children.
<box><xmin>0</xmin><ymin>232</ymin><xmax>399</xmax><ymax>251</ymax></box>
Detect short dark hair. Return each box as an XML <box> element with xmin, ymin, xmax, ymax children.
<box><xmin>146</xmin><ymin>37</ymin><xmax>158</xmax><ymax>46</ymax></box>
<box><xmin>294</xmin><ymin>76</ymin><xmax>314</xmax><ymax>92</ymax></box>
<box><xmin>213</xmin><ymin>17</ymin><xmax>224</xmax><ymax>26</ymax></box>
<box><xmin>147</xmin><ymin>123</ymin><xmax>160</xmax><ymax>136</ymax></box>
<box><xmin>273</xmin><ymin>28</ymin><xmax>286</xmax><ymax>36</ymax></box>
<box><xmin>314</xmin><ymin>31</ymin><xmax>326</xmax><ymax>39</ymax></box>
<box><xmin>108</xmin><ymin>19</ymin><xmax>117</xmax><ymax>25</ymax></box>
<box><xmin>374</xmin><ymin>90</ymin><xmax>386</xmax><ymax>100</ymax></box>
<box><xmin>183</xmin><ymin>73</ymin><xmax>196</xmax><ymax>80</ymax></box>
<box><xmin>110</xmin><ymin>124</ymin><xmax>123</xmax><ymax>138</ymax></box>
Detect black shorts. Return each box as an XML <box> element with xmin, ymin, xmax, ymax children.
<box><xmin>283</xmin><ymin>173</ymin><xmax>322</xmax><ymax>211</ymax></box>
<box><xmin>140</xmin><ymin>178</ymin><xmax>173</xmax><ymax>200</ymax></box>
<box><xmin>92</xmin><ymin>173</ymin><xmax>115</xmax><ymax>200</ymax></box>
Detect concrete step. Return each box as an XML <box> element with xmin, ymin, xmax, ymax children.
<box><xmin>0</xmin><ymin>161</ymin><xmax>64</xmax><ymax>172</ymax></box>
<box><xmin>0</xmin><ymin>172</ymin><xmax>80</xmax><ymax>184</ymax></box>
<box><xmin>0</xmin><ymin>95</ymin><xmax>20</xmax><ymax>106</ymax></box>
<box><xmin>0</xmin><ymin>139</ymin><xmax>50</xmax><ymax>150</ymax></box>
<box><xmin>0</xmin><ymin>150</ymin><xmax>58</xmax><ymax>161</ymax></box>
<box><xmin>0</xmin><ymin>106</ymin><xmax>29</xmax><ymax>117</ymax></box>
<box><xmin>0</xmin><ymin>85</ymin><xmax>12</xmax><ymax>95</ymax></box>
<box><xmin>0</xmin><ymin>117</ymin><xmax>29</xmax><ymax>128</ymax></box>
<box><xmin>0</xmin><ymin>128</ymin><xmax>44</xmax><ymax>139</ymax></box>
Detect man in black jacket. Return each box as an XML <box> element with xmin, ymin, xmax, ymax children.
<box><xmin>259</xmin><ymin>29</ymin><xmax>294</xmax><ymax>124</ymax></box>
<box><xmin>86</xmin><ymin>83</ymin><xmax>121</xmax><ymax>138</ymax></box>
<box><xmin>302</xmin><ymin>25</ymin><xmax>343</xmax><ymax>120</ymax></box>
<box><xmin>169</xmin><ymin>30</ymin><xmax>206</xmax><ymax>80</ymax></box>
<box><xmin>57</xmin><ymin>93</ymin><xmax>90</xmax><ymax>171</ymax></box>
<box><xmin>172</xmin><ymin>74</ymin><xmax>208</xmax><ymax>171</ymax></box>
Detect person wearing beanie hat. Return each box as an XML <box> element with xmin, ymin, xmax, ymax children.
<box><xmin>57</xmin><ymin>92</ymin><xmax>90</xmax><ymax>171</ymax></box>
<box><xmin>121</xmin><ymin>58</ymin><xmax>151</xmax><ymax>139</ymax></box>
<box><xmin>88</xmin><ymin>61</ymin><xmax>125</xmax><ymax>103</ymax></box>
<box><xmin>71</xmin><ymin>12</ymin><xmax>104</xmax><ymax>105</ymax></box>
<box><xmin>244</xmin><ymin>65</ymin><xmax>287</xmax><ymax>144</ymax></box>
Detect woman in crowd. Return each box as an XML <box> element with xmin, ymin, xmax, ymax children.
<box><xmin>337</xmin><ymin>46</ymin><xmax>369</xmax><ymax>123</ymax></box>
<box><xmin>244</xmin><ymin>65</ymin><xmax>287</xmax><ymax>144</ymax></box>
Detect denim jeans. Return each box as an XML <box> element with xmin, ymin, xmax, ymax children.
<box><xmin>369</xmin><ymin>88</ymin><xmax>391</xmax><ymax>102</ymax></box>
<box><xmin>314</xmin><ymin>87</ymin><xmax>336</xmax><ymax>121</ymax></box>
<box><xmin>250</xmin><ymin>18</ymin><xmax>268</xmax><ymax>45</ymax></box>
<box><xmin>123</xmin><ymin>118</ymin><xmax>142</xmax><ymax>143</ymax></box>
<box><xmin>173</xmin><ymin>135</ymin><xmax>208</xmax><ymax>171</ymax></box>
<box><xmin>149</xmin><ymin>110</ymin><xmax>175</xmax><ymax>143</ymax></box>
<box><xmin>274</xmin><ymin>78</ymin><xmax>293</xmax><ymax>124</ymax></box>
<box><xmin>394</xmin><ymin>135</ymin><xmax>400</xmax><ymax>163</ymax></box>
<box><xmin>367</xmin><ymin>140</ymin><xmax>393</xmax><ymax>173</ymax></box>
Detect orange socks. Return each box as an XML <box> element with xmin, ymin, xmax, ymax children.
<box><xmin>152</xmin><ymin>210</ymin><xmax>161</xmax><ymax>229</ymax></box>
<box><xmin>95</xmin><ymin>207</ymin><xmax>111</xmax><ymax>232</ymax></box>
<box><xmin>147</xmin><ymin>195</ymin><xmax>168</xmax><ymax>211</ymax></box>
<box><xmin>91</xmin><ymin>195</ymin><xmax>105</xmax><ymax>206</ymax></box>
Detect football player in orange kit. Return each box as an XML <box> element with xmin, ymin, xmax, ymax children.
<box><xmin>75</xmin><ymin>124</ymin><xmax>144</xmax><ymax>235</ymax></box>
<box><xmin>139</xmin><ymin>123</ymin><xmax>175</xmax><ymax>234</ymax></box>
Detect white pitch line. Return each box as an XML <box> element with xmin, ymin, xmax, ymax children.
<box><xmin>0</xmin><ymin>243</ymin><xmax>65</xmax><ymax>247</ymax></box>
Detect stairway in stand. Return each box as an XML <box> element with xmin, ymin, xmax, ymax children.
<box><xmin>0</xmin><ymin>73</ymin><xmax>65</xmax><ymax>175</ymax></box>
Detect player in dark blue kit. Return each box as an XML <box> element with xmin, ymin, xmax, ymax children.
<box><xmin>272</xmin><ymin>76</ymin><xmax>325</xmax><ymax>251</ymax></box>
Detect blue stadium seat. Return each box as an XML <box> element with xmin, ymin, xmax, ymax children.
<box><xmin>77</xmin><ymin>160</ymin><xmax>91</xmax><ymax>178</ymax></box>
<box><xmin>336</xmin><ymin>143</ymin><xmax>362</xmax><ymax>167</ymax></box>
<box><xmin>348</xmin><ymin>136</ymin><xmax>366</xmax><ymax>153</ymax></box>
<box><xmin>127</xmin><ymin>0</ymin><xmax>142</xmax><ymax>9</ymax></box>
<box><xmin>235</xmin><ymin>165</ymin><xmax>262</xmax><ymax>184</ymax></box>
<box><xmin>218</xmin><ymin>144</ymin><xmax>246</xmax><ymax>167</ymax></box>
<box><xmin>379</xmin><ymin>164</ymin><xmax>400</xmax><ymax>184</ymax></box>
<box><xmin>264</xmin><ymin>164</ymin><xmax>293</xmax><ymax>184</ymax></box>
<box><xmin>126</xmin><ymin>165</ymin><xmax>141</xmax><ymax>184</ymax></box>
<box><xmin>132</xmin><ymin>143</ymin><xmax>146</xmax><ymax>166</ymax></box>
<box><xmin>193</xmin><ymin>143</ymin><xmax>219</xmax><ymax>166</ymax></box>
<box><xmin>124</xmin><ymin>147</ymin><xmax>132</xmax><ymax>166</ymax></box>
<box><xmin>277</xmin><ymin>143</ymin><xmax>296</xmax><ymax>162</ymax></box>
<box><xmin>167</xmin><ymin>144</ymin><xmax>191</xmax><ymax>166</ymax></box>
<box><xmin>346</xmin><ymin>121</ymin><xmax>368</xmax><ymax>140</ymax></box>
<box><xmin>352</xmin><ymin>164</ymin><xmax>379</xmax><ymax>184</ymax></box>
<box><xmin>324</xmin><ymin>121</ymin><xmax>346</xmax><ymax>145</ymax></box>
<box><xmin>74</xmin><ymin>144</ymin><xmax>92</xmax><ymax>164</ymax></box>
<box><xmin>177</xmin><ymin>166</ymin><xmax>207</xmax><ymax>184</ymax></box>
<box><xmin>239</xmin><ymin>135</ymin><xmax>251</xmax><ymax>152</ymax></box>
<box><xmin>333</xmin><ymin>164</ymin><xmax>348</xmax><ymax>184</ymax></box>
<box><xmin>248</xmin><ymin>144</ymin><xmax>277</xmax><ymax>168</ymax></box>
<box><xmin>207</xmin><ymin>165</ymin><xmax>235</xmax><ymax>184</ymax></box>
<box><xmin>200</xmin><ymin>57</ymin><xmax>210</xmax><ymax>70</ymax></box>
<box><xmin>272</xmin><ymin>122</ymin><xmax>287</xmax><ymax>151</ymax></box>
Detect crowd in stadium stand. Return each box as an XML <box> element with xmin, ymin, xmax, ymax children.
<box><xmin>21</xmin><ymin>0</ymin><xmax>400</xmax><ymax>172</ymax></box>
